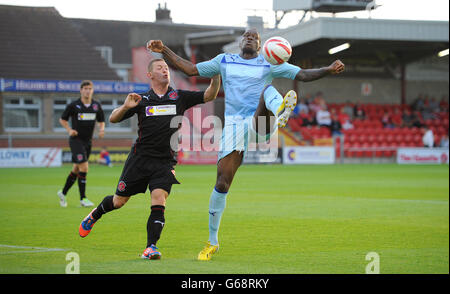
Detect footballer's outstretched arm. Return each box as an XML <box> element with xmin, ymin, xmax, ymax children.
<box><xmin>147</xmin><ymin>40</ymin><xmax>199</xmax><ymax>77</ymax></box>
<box><xmin>109</xmin><ymin>93</ymin><xmax>142</xmax><ymax>123</ymax></box>
<box><xmin>97</xmin><ymin>122</ymin><xmax>105</xmax><ymax>138</ymax></box>
<box><xmin>203</xmin><ymin>75</ymin><xmax>221</xmax><ymax>103</ymax></box>
<box><xmin>295</xmin><ymin>60</ymin><xmax>345</xmax><ymax>82</ymax></box>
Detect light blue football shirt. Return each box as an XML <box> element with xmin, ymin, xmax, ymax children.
<box><xmin>196</xmin><ymin>53</ymin><xmax>301</xmax><ymax>122</ymax></box>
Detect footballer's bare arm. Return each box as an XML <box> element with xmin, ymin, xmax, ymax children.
<box><xmin>147</xmin><ymin>40</ymin><xmax>199</xmax><ymax>77</ymax></box>
<box><xmin>295</xmin><ymin>60</ymin><xmax>345</xmax><ymax>82</ymax></box>
<box><xmin>203</xmin><ymin>75</ymin><xmax>221</xmax><ymax>103</ymax></box>
<box><xmin>109</xmin><ymin>93</ymin><xmax>142</xmax><ymax>123</ymax></box>
<box><xmin>59</xmin><ymin>118</ymin><xmax>78</xmax><ymax>137</ymax></box>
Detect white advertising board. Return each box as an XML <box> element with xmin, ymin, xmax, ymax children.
<box><xmin>0</xmin><ymin>148</ymin><xmax>62</xmax><ymax>168</ymax></box>
<box><xmin>283</xmin><ymin>147</ymin><xmax>335</xmax><ymax>164</ymax></box>
<box><xmin>397</xmin><ymin>148</ymin><xmax>449</xmax><ymax>164</ymax></box>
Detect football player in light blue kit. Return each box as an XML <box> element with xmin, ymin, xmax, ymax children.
<box><xmin>147</xmin><ymin>28</ymin><xmax>345</xmax><ymax>260</ymax></box>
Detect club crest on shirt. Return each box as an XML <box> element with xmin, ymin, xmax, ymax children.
<box><xmin>117</xmin><ymin>181</ymin><xmax>126</xmax><ymax>192</ymax></box>
<box><xmin>92</xmin><ymin>104</ymin><xmax>98</xmax><ymax>111</ymax></box>
<box><xmin>168</xmin><ymin>91</ymin><xmax>178</xmax><ymax>100</ymax></box>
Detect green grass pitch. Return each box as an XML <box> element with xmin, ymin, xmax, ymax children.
<box><xmin>0</xmin><ymin>164</ymin><xmax>448</xmax><ymax>274</ymax></box>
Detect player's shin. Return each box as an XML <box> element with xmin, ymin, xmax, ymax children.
<box><xmin>91</xmin><ymin>195</ymin><xmax>115</xmax><ymax>220</ymax></box>
<box><xmin>62</xmin><ymin>171</ymin><xmax>78</xmax><ymax>195</ymax></box>
<box><xmin>147</xmin><ymin>205</ymin><xmax>165</xmax><ymax>247</ymax></box>
<box><xmin>208</xmin><ymin>188</ymin><xmax>228</xmax><ymax>245</ymax></box>
<box><xmin>77</xmin><ymin>172</ymin><xmax>87</xmax><ymax>200</ymax></box>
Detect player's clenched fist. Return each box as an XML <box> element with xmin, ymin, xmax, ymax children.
<box><xmin>124</xmin><ymin>93</ymin><xmax>142</xmax><ymax>109</ymax></box>
<box><xmin>68</xmin><ymin>129</ymin><xmax>78</xmax><ymax>137</ymax></box>
<box><xmin>328</xmin><ymin>60</ymin><xmax>345</xmax><ymax>74</ymax></box>
<box><xmin>147</xmin><ymin>40</ymin><xmax>164</xmax><ymax>53</ymax></box>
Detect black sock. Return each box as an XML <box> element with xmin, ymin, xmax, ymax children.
<box><xmin>77</xmin><ymin>172</ymin><xmax>87</xmax><ymax>200</ymax></box>
<box><xmin>92</xmin><ymin>195</ymin><xmax>115</xmax><ymax>220</ymax></box>
<box><xmin>147</xmin><ymin>205</ymin><xmax>165</xmax><ymax>248</ymax></box>
<box><xmin>62</xmin><ymin>172</ymin><xmax>78</xmax><ymax>195</ymax></box>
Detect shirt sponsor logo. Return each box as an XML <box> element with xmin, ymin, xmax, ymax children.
<box><xmin>78</xmin><ymin>113</ymin><xmax>96</xmax><ymax>120</ymax></box>
<box><xmin>145</xmin><ymin>105</ymin><xmax>176</xmax><ymax>116</ymax></box>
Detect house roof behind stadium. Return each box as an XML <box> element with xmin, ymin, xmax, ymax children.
<box><xmin>0</xmin><ymin>5</ymin><xmax>121</xmax><ymax>81</ymax></box>
<box><xmin>69</xmin><ymin>18</ymin><xmax>246</xmax><ymax>65</ymax></box>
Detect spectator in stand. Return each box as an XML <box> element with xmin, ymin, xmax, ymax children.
<box><xmin>411</xmin><ymin>111</ymin><xmax>424</xmax><ymax>128</ymax></box>
<box><xmin>381</xmin><ymin>113</ymin><xmax>395</xmax><ymax>129</ymax></box>
<box><xmin>293</xmin><ymin>97</ymin><xmax>309</xmax><ymax>118</ymax></box>
<box><xmin>391</xmin><ymin>108</ymin><xmax>403</xmax><ymax>127</ymax></box>
<box><xmin>412</xmin><ymin>93</ymin><xmax>425</xmax><ymax>111</ymax></box>
<box><xmin>316</xmin><ymin>104</ymin><xmax>332</xmax><ymax>128</ymax></box>
<box><xmin>309</xmin><ymin>92</ymin><xmax>323</xmax><ymax>114</ymax></box>
<box><xmin>402</xmin><ymin>109</ymin><xmax>414</xmax><ymax>128</ymax></box>
<box><xmin>337</xmin><ymin>108</ymin><xmax>350</xmax><ymax>126</ymax></box>
<box><xmin>353</xmin><ymin>101</ymin><xmax>366</xmax><ymax>120</ymax></box>
<box><xmin>440</xmin><ymin>134</ymin><xmax>449</xmax><ymax>148</ymax></box>
<box><xmin>423</xmin><ymin>95</ymin><xmax>430</xmax><ymax>110</ymax></box>
<box><xmin>330</xmin><ymin>112</ymin><xmax>342</xmax><ymax>136</ymax></box>
<box><xmin>422</xmin><ymin>126</ymin><xmax>434</xmax><ymax>148</ymax></box>
<box><xmin>304</xmin><ymin>93</ymin><xmax>313</xmax><ymax>105</ymax></box>
<box><xmin>439</xmin><ymin>95</ymin><xmax>449</xmax><ymax>111</ymax></box>
<box><xmin>342</xmin><ymin>119</ymin><xmax>354</xmax><ymax>130</ymax></box>
<box><xmin>299</xmin><ymin>108</ymin><xmax>315</xmax><ymax>127</ymax></box>
<box><xmin>341</xmin><ymin>100</ymin><xmax>354</xmax><ymax>120</ymax></box>
<box><xmin>421</xmin><ymin>95</ymin><xmax>437</xmax><ymax>120</ymax></box>
<box><xmin>429</xmin><ymin>97</ymin><xmax>440</xmax><ymax>113</ymax></box>
<box><xmin>291</xmin><ymin>104</ymin><xmax>300</xmax><ymax>118</ymax></box>
<box><xmin>422</xmin><ymin>106</ymin><xmax>436</xmax><ymax>120</ymax></box>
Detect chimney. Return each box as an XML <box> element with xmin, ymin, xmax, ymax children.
<box><xmin>247</xmin><ymin>15</ymin><xmax>264</xmax><ymax>33</ymax></box>
<box><xmin>155</xmin><ymin>2</ymin><xmax>172</xmax><ymax>23</ymax></box>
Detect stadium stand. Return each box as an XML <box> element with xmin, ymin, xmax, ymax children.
<box><xmin>287</xmin><ymin>99</ymin><xmax>449</xmax><ymax>158</ymax></box>
<box><xmin>0</xmin><ymin>3</ymin><xmax>448</xmax><ymax>164</ymax></box>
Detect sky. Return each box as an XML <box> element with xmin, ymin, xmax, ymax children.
<box><xmin>0</xmin><ymin>0</ymin><xmax>448</xmax><ymax>28</ymax></box>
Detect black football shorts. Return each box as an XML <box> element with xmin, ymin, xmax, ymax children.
<box><xmin>69</xmin><ymin>138</ymin><xmax>92</xmax><ymax>164</ymax></box>
<box><xmin>115</xmin><ymin>153</ymin><xmax>180</xmax><ymax>197</ymax></box>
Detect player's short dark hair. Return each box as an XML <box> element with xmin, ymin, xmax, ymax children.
<box><xmin>80</xmin><ymin>80</ymin><xmax>93</xmax><ymax>89</ymax></box>
<box><xmin>148</xmin><ymin>58</ymin><xmax>166</xmax><ymax>72</ymax></box>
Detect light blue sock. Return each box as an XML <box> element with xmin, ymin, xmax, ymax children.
<box><xmin>208</xmin><ymin>187</ymin><xmax>228</xmax><ymax>245</ymax></box>
<box><xmin>263</xmin><ymin>85</ymin><xmax>283</xmax><ymax>115</ymax></box>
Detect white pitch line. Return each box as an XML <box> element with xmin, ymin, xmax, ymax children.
<box><xmin>0</xmin><ymin>244</ymin><xmax>69</xmax><ymax>255</ymax></box>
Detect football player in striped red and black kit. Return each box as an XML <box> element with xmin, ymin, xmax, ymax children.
<box><xmin>78</xmin><ymin>59</ymin><xmax>221</xmax><ymax>260</ymax></box>
<box><xmin>57</xmin><ymin>80</ymin><xmax>105</xmax><ymax>208</ymax></box>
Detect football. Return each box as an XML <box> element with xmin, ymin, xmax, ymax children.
<box><xmin>262</xmin><ymin>36</ymin><xmax>292</xmax><ymax>65</ymax></box>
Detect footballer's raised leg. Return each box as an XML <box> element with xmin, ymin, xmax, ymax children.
<box><xmin>79</xmin><ymin>195</ymin><xmax>126</xmax><ymax>237</ymax></box>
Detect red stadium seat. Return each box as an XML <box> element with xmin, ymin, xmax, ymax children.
<box><xmin>372</xmin><ymin>143</ymin><xmax>383</xmax><ymax>157</ymax></box>
<box><xmin>344</xmin><ymin>143</ymin><xmax>351</xmax><ymax>157</ymax></box>
<box><xmin>367</xmin><ymin>134</ymin><xmax>376</xmax><ymax>144</ymax></box>
<box><xmin>404</xmin><ymin>134</ymin><xmax>412</xmax><ymax>143</ymax></box>
<box><xmin>362</xmin><ymin>143</ymin><xmax>372</xmax><ymax>157</ymax></box>
<box><xmin>385</xmin><ymin>134</ymin><xmax>394</xmax><ymax>143</ymax></box>
<box><xmin>358</xmin><ymin>134</ymin><xmax>368</xmax><ymax>144</ymax></box>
